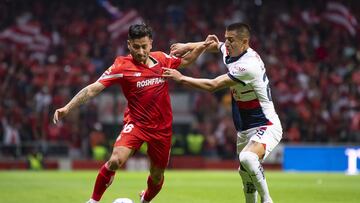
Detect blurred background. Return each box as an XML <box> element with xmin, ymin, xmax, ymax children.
<box><xmin>0</xmin><ymin>0</ymin><xmax>359</xmax><ymax>172</ymax></box>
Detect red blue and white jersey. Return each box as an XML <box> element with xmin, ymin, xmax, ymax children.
<box><xmin>219</xmin><ymin>44</ymin><xmax>281</xmax><ymax>131</ymax></box>
<box><xmin>97</xmin><ymin>51</ymin><xmax>181</xmax><ymax>131</ymax></box>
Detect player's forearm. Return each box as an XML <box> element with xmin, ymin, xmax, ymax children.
<box><xmin>179</xmin><ymin>76</ymin><xmax>219</xmax><ymax>92</ymax></box>
<box><xmin>64</xmin><ymin>83</ymin><xmax>103</xmax><ymax>111</ymax></box>
<box><xmin>186</xmin><ymin>42</ymin><xmax>205</xmax><ymax>50</ymax></box>
<box><xmin>180</xmin><ymin>43</ymin><xmax>208</xmax><ymax>67</ymax></box>
<box><xmin>186</xmin><ymin>42</ymin><xmax>218</xmax><ymax>53</ymax></box>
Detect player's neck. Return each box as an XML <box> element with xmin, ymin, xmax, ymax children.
<box><xmin>239</xmin><ymin>44</ymin><xmax>249</xmax><ymax>54</ymax></box>
<box><xmin>136</xmin><ymin>57</ymin><xmax>150</xmax><ymax>66</ymax></box>
<box><xmin>230</xmin><ymin>45</ymin><xmax>248</xmax><ymax>58</ymax></box>
<box><xmin>144</xmin><ymin>56</ymin><xmax>156</xmax><ymax>67</ymax></box>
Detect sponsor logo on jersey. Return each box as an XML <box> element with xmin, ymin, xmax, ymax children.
<box><xmin>236</xmin><ymin>66</ymin><xmax>246</xmax><ymax>72</ymax></box>
<box><xmin>136</xmin><ymin>77</ymin><xmax>165</xmax><ymax>88</ymax></box>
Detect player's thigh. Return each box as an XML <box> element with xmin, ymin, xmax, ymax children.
<box><xmin>247</xmin><ymin>124</ymin><xmax>282</xmax><ymax>160</ymax></box>
<box><xmin>237</xmin><ymin>131</ymin><xmax>251</xmax><ymax>154</ymax></box>
<box><xmin>147</xmin><ymin>132</ymin><xmax>172</xmax><ymax>169</ymax></box>
<box><xmin>114</xmin><ymin>122</ymin><xmax>145</xmax><ymax>150</ymax></box>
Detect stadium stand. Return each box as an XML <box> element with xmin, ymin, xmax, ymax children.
<box><xmin>0</xmin><ymin>0</ymin><xmax>359</xmax><ymax>166</ymax></box>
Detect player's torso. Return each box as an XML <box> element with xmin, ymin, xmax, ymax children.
<box><xmin>223</xmin><ymin>49</ymin><xmax>281</xmax><ymax>131</ymax></box>
<box><xmin>120</xmin><ymin>56</ymin><xmax>167</xmax><ymax>98</ymax></box>
<box><xmin>119</xmin><ymin>53</ymin><xmax>172</xmax><ymax>129</ymax></box>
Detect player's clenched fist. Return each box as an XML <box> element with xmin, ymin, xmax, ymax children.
<box><xmin>162</xmin><ymin>67</ymin><xmax>183</xmax><ymax>82</ymax></box>
<box><xmin>205</xmin><ymin>34</ymin><xmax>219</xmax><ymax>44</ymax></box>
<box><xmin>170</xmin><ymin>43</ymin><xmax>189</xmax><ymax>57</ymax></box>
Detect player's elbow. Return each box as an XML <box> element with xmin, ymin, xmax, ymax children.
<box><xmin>179</xmin><ymin>58</ymin><xmax>193</xmax><ymax>68</ymax></box>
<box><xmin>87</xmin><ymin>82</ymin><xmax>105</xmax><ymax>97</ymax></box>
<box><xmin>206</xmin><ymin>82</ymin><xmax>220</xmax><ymax>93</ymax></box>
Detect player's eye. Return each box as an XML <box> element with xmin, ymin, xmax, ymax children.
<box><xmin>225</xmin><ymin>38</ymin><xmax>233</xmax><ymax>43</ymax></box>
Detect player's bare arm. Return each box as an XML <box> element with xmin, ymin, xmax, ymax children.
<box><xmin>178</xmin><ymin>40</ymin><xmax>213</xmax><ymax>68</ymax></box>
<box><xmin>204</xmin><ymin>34</ymin><xmax>220</xmax><ymax>52</ymax></box>
<box><xmin>170</xmin><ymin>34</ymin><xmax>220</xmax><ymax>57</ymax></box>
<box><xmin>162</xmin><ymin>68</ymin><xmax>237</xmax><ymax>92</ymax></box>
<box><xmin>53</xmin><ymin>81</ymin><xmax>105</xmax><ymax>124</ymax></box>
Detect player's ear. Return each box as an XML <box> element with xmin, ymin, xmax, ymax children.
<box><xmin>149</xmin><ymin>39</ymin><xmax>153</xmax><ymax>50</ymax></box>
<box><xmin>127</xmin><ymin>40</ymin><xmax>131</xmax><ymax>50</ymax></box>
<box><xmin>242</xmin><ymin>38</ymin><xmax>249</xmax><ymax>45</ymax></box>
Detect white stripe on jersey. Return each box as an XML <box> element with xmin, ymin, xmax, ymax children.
<box><xmin>98</xmin><ymin>73</ymin><xmax>124</xmax><ymax>80</ymax></box>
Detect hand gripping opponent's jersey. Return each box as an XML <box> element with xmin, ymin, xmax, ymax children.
<box><xmin>97</xmin><ymin>51</ymin><xmax>181</xmax><ymax>131</ymax></box>
<box><xmin>220</xmin><ymin>44</ymin><xmax>281</xmax><ymax>131</ymax></box>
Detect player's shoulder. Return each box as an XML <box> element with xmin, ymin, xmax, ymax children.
<box><xmin>151</xmin><ymin>51</ymin><xmax>172</xmax><ymax>59</ymax></box>
<box><xmin>114</xmin><ymin>55</ymin><xmax>132</xmax><ymax>64</ymax></box>
<box><xmin>113</xmin><ymin>55</ymin><xmax>134</xmax><ymax>68</ymax></box>
<box><xmin>236</xmin><ymin>49</ymin><xmax>263</xmax><ymax>69</ymax></box>
<box><xmin>242</xmin><ymin>48</ymin><xmax>262</xmax><ymax>62</ymax></box>
<box><xmin>229</xmin><ymin>50</ymin><xmax>262</xmax><ymax>76</ymax></box>
<box><xmin>150</xmin><ymin>51</ymin><xmax>180</xmax><ymax>63</ymax></box>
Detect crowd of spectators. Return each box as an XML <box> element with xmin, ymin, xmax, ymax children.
<box><xmin>0</xmin><ymin>0</ymin><xmax>359</xmax><ymax>159</ymax></box>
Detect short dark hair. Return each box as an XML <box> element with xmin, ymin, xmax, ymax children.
<box><xmin>128</xmin><ymin>23</ymin><xmax>153</xmax><ymax>40</ymax></box>
<box><xmin>226</xmin><ymin>22</ymin><xmax>250</xmax><ymax>39</ymax></box>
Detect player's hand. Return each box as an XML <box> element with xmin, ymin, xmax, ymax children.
<box><xmin>162</xmin><ymin>68</ymin><xmax>183</xmax><ymax>82</ymax></box>
<box><xmin>53</xmin><ymin>107</ymin><xmax>69</xmax><ymax>124</ymax></box>
<box><xmin>205</xmin><ymin>34</ymin><xmax>219</xmax><ymax>44</ymax></box>
<box><xmin>170</xmin><ymin>43</ymin><xmax>190</xmax><ymax>57</ymax></box>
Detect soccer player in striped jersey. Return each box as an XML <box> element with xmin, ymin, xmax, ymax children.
<box><xmin>53</xmin><ymin>23</ymin><xmax>211</xmax><ymax>203</ymax></box>
<box><xmin>166</xmin><ymin>22</ymin><xmax>282</xmax><ymax>203</ymax></box>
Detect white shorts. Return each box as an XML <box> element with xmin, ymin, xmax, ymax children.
<box><xmin>237</xmin><ymin>123</ymin><xmax>282</xmax><ymax>160</ymax></box>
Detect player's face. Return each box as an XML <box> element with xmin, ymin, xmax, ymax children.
<box><xmin>128</xmin><ymin>36</ymin><xmax>153</xmax><ymax>64</ymax></box>
<box><xmin>224</xmin><ymin>30</ymin><xmax>247</xmax><ymax>57</ymax></box>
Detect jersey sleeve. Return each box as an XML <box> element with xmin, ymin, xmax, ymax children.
<box><xmin>97</xmin><ymin>57</ymin><xmax>124</xmax><ymax>87</ymax></box>
<box><xmin>161</xmin><ymin>52</ymin><xmax>182</xmax><ymax>69</ymax></box>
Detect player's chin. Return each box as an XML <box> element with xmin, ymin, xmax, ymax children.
<box><xmin>135</xmin><ymin>55</ymin><xmax>147</xmax><ymax>62</ymax></box>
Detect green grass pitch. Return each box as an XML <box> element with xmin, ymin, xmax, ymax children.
<box><xmin>0</xmin><ymin>170</ymin><xmax>359</xmax><ymax>203</ymax></box>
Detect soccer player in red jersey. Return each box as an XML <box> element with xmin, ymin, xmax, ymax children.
<box><xmin>53</xmin><ymin>24</ymin><xmax>211</xmax><ymax>203</ymax></box>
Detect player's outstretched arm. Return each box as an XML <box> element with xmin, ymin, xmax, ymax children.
<box><xmin>170</xmin><ymin>34</ymin><xmax>220</xmax><ymax>57</ymax></box>
<box><xmin>53</xmin><ymin>81</ymin><xmax>105</xmax><ymax>124</ymax></box>
<box><xmin>178</xmin><ymin>40</ymin><xmax>213</xmax><ymax>68</ymax></box>
<box><xmin>162</xmin><ymin>68</ymin><xmax>237</xmax><ymax>92</ymax></box>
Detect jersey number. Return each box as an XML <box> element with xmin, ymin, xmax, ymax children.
<box><xmin>262</xmin><ymin>73</ymin><xmax>272</xmax><ymax>101</ymax></box>
<box><xmin>122</xmin><ymin>123</ymin><xmax>134</xmax><ymax>133</ymax></box>
<box><xmin>116</xmin><ymin>123</ymin><xmax>135</xmax><ymax>141</ymax></box>
<box><xmin>255</xmin><ymin>127</ymin><xmax>267</xmax><ymax>140</ymax></box>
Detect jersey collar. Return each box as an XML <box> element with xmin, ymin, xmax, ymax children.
<box><xmin>225</xmin><ymin>49</ymin><xmax>247</xmax><ymax>64</ymax></box>
<box><xmin>148</xmin><ymin>55</ymin><xmax>158</xmax><ymax>68</ymax></box>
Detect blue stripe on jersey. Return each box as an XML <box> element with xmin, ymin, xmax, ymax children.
<box><xmin>231</xmin><ymin>97</ymin><xmax>243</xmax><ymax>131</ymax></box>
<box><xmin>231</xmin><ymin>96</ymin><xmax>270</xmax><ymax>131</ymax></box>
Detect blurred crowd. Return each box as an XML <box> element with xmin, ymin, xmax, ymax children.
<box><xmin>0</xmin><ymin>0</ymin><xmax>359</xmax><ymax>159</ymax></box>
